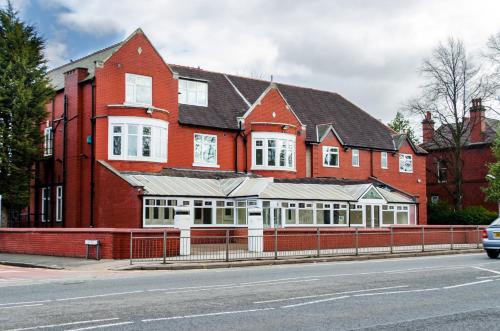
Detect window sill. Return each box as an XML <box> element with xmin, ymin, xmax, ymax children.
<box><xmin>192</xmin><ymin>162</ymin><xmax>220</xmax><ymax>168</ymax></box>
<box><xmin>323</xmin><ymin>164</ymin><xmax>340</xmax><ymax>168</ymax></box>
<box><xmin>251</xmin><ymin>166</ymin><xmax>296</xmax><ymax>172</ymax></box>
<box><xmin>352</xmin><ymin>165</ymin><xmax>360</xmax><ymax>167</ymax></box>
<box><xmin>108</xmin><ymin>103</ymin><xmax>170</xmax><ymax>114</ymax></box>
<box><xmin>108</xmin><ymin>156</ymin><xmax>167</xmax><ymax>163</ymax></box>
<box><xmin>399</xmin><ymin>171</ymin><xmax>413</xmax><ymax>174</ymax></box>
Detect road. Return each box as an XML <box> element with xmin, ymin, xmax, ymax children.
<box><xmin>1</xmin><ymin>253</ymin><xmax>500</xmax><ymax>330</ymax></box>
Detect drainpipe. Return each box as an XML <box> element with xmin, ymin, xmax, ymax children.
<box><xmin>370</xmin><ymin>150</ymin><xmax>374</xmax><ymax>177</ymax></box>
<box><xmin>90</xmin><ymin>80</ymin><xmax>96</xmax><ymax>227</ymax></box>
<box><xmin>234</xmin><ymin>122</ymin><xmax>241</xmax><ymax>173</ymax></box>
<box><xmin>62</xmin><ymin>95</ymin><xmax>68</xmax><ymax>228</ymax></box>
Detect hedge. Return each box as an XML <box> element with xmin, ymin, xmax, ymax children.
<box><xmin>428</xmin><ymin>201</ymin><xmax>497</xmax><ymax>225</ymax></box>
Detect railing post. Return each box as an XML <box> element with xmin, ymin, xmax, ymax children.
<box><xmin>476</xmin><ymin>225</ymin><xmax>480</xmax><ymax>249</ymax></box>
<box><xmin>355</xmin><ymin>228</ymin><xmax>359</xmax><ymax>256</ymax></box>
<box><xmin>421</xmin><ymin>226</ymin><xmax>425</xmax><ymax>252</ymax></box>
<box><xmin>390</xmin><ymin>226</ymin><xmax>394</xmax><ymax>254</ymax></box>
<box><xmin>163</xmin><ymin>231</ymin><xmax>167</xmax><ymax>264</ymax></box>
<box><xmin>316</xmin><ymin>227</ymin><xmax>321</xmax><ymax>258</ymax></box>
<box><xmin>225</xmin><ymin>229</ymin><xmax>230</xmax><ymax>262</ymax></box>
<box><xmin>274</xmin><ymin>228</ymin><xmax>278</xmax><ymax>260</ymax></box>
<box><xmin>129</xmin><ymin>231</ymin><xmax>133</xmax><ymax>265</ymax></box>
<box><xmin>450</xmin><ymin>226</ymin><xmax>454</xmax><ymax>250</ymax></box>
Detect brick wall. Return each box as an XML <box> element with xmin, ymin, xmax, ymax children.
<box><xmin>0</xmin><ymin>228</ymin><xmax>180</xmax><ymax>259</ymax></box>
<box><xmin>427</xmin><ymin>146</ymin><xmax>497</xmax><ymax>211</ymax></box>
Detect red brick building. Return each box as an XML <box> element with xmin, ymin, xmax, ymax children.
<box><xmin>421</xmin><ymin>99</ymin><xmax>498</xmax><ymax>212</ymax></box>
<box><xmin>28</xmin><ymin>29</ymin><xmax>427</xmax><ymax>229</ymax></box>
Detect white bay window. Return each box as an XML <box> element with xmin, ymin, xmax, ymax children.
<box><xmin>252</xmin><ymin>132</ymin><xmax>295</xmax><ymax>171</ymax></box>
<box><xmin>108</xmin><ymin>116</ymin><xmax>168</xmax><ymax>162</ymax></box>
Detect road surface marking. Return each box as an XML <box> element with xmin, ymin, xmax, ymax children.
<box><xmin>146</xmin><ymin>276</ymin><xmax>321</xmax><ymax>292</ymax></box>
<box><xmin>55</xmin><ymin>290</ymin><xmax>145</xmax><ymax>301</ymax></box>
<box><xmin>353</xmin><ymin>288</ymin><xmax>440</xmax><ymax>297</ymax></box>
<box><xmin>281</xmin><ymin>295</ymin><xmax>350</xmax><ymax>308</ymax></box>
<box><xmin>66</xmin><ymin>321</ymin><xmax>133</xmax><ymax>331</ymax></box>
<box><xmin>4</xmin><ymin>318</ymin><xmax>120</xmax><ymax>331</ymax></box>
<box><xmin>472</xmin><ymin>266</ymin><xmax>500</xmax><ymax>275</ymax></box>
<box><xmin>0</xmin><ymin>304</ymin><xmax>44</xmax><ymax>310</ymax></box>
<box><xmin>142</xmin><ymin>307</ymin><xmax>276</xmax><ymax>322</ymax></box>
<box><xmin>442</xmin><ymin>279</ymin><xmax>493</xmax><ymax>289</ymax></box>
<box><xmin>0</xmin><ymin>300</ymin><xmax>51</xmax><ymax>307</ymax></box>
<box><xmin>254</xmin><ymin>285</ymin><xmax>409</xmax><ymax>303</ymax></box>
<box><xmin>477</xmin><ymin>275</ymin><xmax>500</xmax><ymax>279</ymax></box>
<box><xmin>162</xmin><ymin>279</ymin><xmax>318</xmax><ymax>295</ymax></box>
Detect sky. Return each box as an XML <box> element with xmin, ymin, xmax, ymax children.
<box><xmin>5</xmin><ymin>0</ymin><xmax>500</xmax><ymax>126</ymax></box>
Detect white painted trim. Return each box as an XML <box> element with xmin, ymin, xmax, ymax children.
<box><xmin>322</xmin><ymin>146</ymin><xmax>340</xmax><ymax>168</ymax></box>
<box><xmin>107</xmin><ymin>104</ymin><xmax>170</xmax><ymax>114</ymax></box>
<box><xmin>108</xmin><ymin>116</ymin><xmax>168</xmax><ymax>163</ymax></box>
<box><xmin>125</xmin><ymin>73</ymin><xmax>152</xmax><ymax>107</ymax></box>
<box><xmin>56</xmin><ymin>186</ymin><xmax>63</xmax><ymax>222</ymax></box>
<box><xmin>352</xmin><ymin>149</ymin><xmax>360</xmax><ymax>167</ymax></box>
<box><xmin>251</xmin><ymin>132</ymin><xmax>296</xmax><ymax>171</ymax></box>
<box><xmin>240</xmin><ymin>83</ymin><xmax>305</xmax><ymax>127</ymax></box>
<box><xmin>193</xmin><ymin>133</ymin><xmax>218</xmax><ymax>166</ymax></box>
<box><xmin>398</xmin><ymin>153</ymin><xmax>413</xmax><ymax>173</ymax></box>
<box><xmin>224</xmin><ymin>74</ymin><xmax>251</xmax><ymax>107</ymax></box>
<box><xmin>381</xmin><ymin>151</ymin><xmax>388</xmax><ymax>169</ymax></box>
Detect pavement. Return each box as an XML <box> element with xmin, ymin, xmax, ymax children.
<box><xmin>0</xmin><ymin>253</ymin><xmax>500</xmax><ymax>330</ymax></box>
<box><xmin>0</xmin><ymin>248</ymin><xmax>485</xmax><ymax>272</ymax></box>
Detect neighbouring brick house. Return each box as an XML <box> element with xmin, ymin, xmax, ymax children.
<box><xmin>27</xmin><ymin>28</ymin><xmax>428</xmax><ymax>230</ymax></box>
<box><xmin>421</xmin><ymin>99</ymin><xmax>498</xmax><ymax>212</ymax></box>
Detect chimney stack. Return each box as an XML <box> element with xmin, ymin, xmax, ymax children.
<box><xmin>421</xmin><ymin>111</ymin><xmax>434</xmax><ymax>144</ymax></box>
<box><xmin>470</xmin><ymin>98</ymin><xmax>485</xmax><ymax>143</ymax></box>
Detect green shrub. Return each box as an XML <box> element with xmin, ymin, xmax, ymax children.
<box><xmin>428</xmin><ymin>202</ymin><xmax>497</xmax><ymax>225</ymax></box>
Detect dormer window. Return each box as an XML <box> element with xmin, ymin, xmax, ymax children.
<box><xmin>125</xmin><ymin>73</ymin><xmax>152</xmax><ymax>106</ymax></box>
<box><xmin>178</xmin><ymin>78</ymin><xmax>208</xmax><ymax>107</ymax></box>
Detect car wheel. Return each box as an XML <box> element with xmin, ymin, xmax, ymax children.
<box><xmin>486</xmin><ymin>249</ymin><xmax>500</xmax><ymax>259</ymax></box>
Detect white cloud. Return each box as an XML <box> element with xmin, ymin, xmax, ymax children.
<box><xmin>43</xmin><ymin>0</ymin><xmax>500</xmax><ymax>123</ymax></box>
<box><xmin>44</xmin><ymin>40</ymin><xmax>68</xmax><ymax>69</ymax></box>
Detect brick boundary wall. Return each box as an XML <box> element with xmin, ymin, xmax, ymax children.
<box><xmin>0</xmin><ymin>228</ymin><xmax>180</xmax><ymax>259</ymax></box>
<box><xmin>0</xmin><ymin>226</ymin><xmax>486</xmax><ymax>259</ymax></box>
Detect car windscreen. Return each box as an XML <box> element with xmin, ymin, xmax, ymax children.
<box><xmin>491</xmin><ymin>218</ymin><xmax>500</xmax><ymax>226</ymax></box>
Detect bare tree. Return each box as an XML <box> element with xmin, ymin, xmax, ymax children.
<box><xmin>406</xmin><ymin>37</ymin><xmax>498</xmax><ymax>210</ymax></box>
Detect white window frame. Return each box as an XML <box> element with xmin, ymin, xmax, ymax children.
<box><xmin>44</xmin><ymin>127</ymin><xmax>53</xmax><ymax>157</ymax></box>
<box><xmin>193</xmin><ymin>133</ymin><xmax>219</xmax><ymax>167</ymax></box>
<box><xmin>178</xmin><ymin>78</ymin><xmax>208</xmax><ymax>107</ymax></box>
<box><xmin>352</xmin><ymin>149</ymin><xmax>360</xmax><ymax>167</ymax></box>
<box><xmin>381</xmin><ymin>152</ymin><xmax>388</xmax><ymax>169</ymax></box>
<box><xmin>108</xmin><ymin>116</ymin><xmax>168</xmax><ymax>163</ymax></box>
<box><xmin>322</xmin><ymin>146</ymin><xmax>340</xmax><ymax>168</ymax></box>
<box><xmin>56</xmin><ymin>186</ymin><xmax>63</xmax><ymax>222</ymax></box>
<box><xmin>125</xmin><ymin>73</ymin><xmax>152</xmax><ymax>107</ymax></box>
<box><xmin>41</xmin><ymin>187</ymin><xmax>50</xmax><ymax>222</ymax></box>
<box><xmin>399</xmin><ymin>153</ymin><xmax>413</xmax><ymax>173</ymax></box>
<box><xmin>251</xmin><ymin>132</ymin><xmax>296</xmax><ymax>171</ymax></box>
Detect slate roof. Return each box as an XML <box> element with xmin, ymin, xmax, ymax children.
<box><xmin>48</xmin><ymin>33</ymin><xmax>419</xmax><ymax>152</ymax></box>
<box><xmin>421</xmin><ymin>117</ymin><xmax>500</xmax><ymax>150</ymax></box>
<box><xmin>171</xmin><ymin>67</ymin><xmax>407</xmax><ymax>151</ymax></box>
<box><xmin>171</xmin><ymin>65</ymin><xmax>248</xmax><ymax>130</ymax></box>
<box><xmin>47</xmin><ymin>42</ymin><xmax>123</xmax><ymax>91</ymax></box>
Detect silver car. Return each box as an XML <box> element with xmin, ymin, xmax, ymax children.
<box><xmin>482</xmin><ymin>218</ymin><xmax>500</xmax><ymax>259</ymax></box>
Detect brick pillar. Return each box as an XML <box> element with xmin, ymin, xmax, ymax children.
<box><xmin>63</xmin><ymin>67</ymin><xmax>88</xmax><ymax>227</ymax></box>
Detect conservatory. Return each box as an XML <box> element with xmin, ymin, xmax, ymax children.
<box><xmin>122</xmin><ymin>174</ymin><xmax>418</xmax><ymax>228</ymax></box>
